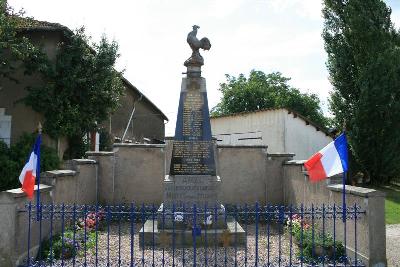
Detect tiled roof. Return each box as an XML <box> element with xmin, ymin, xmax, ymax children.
<box><xmin>11</xmin><ymin>15</ymin><xmax>72</xmax><ymax>33</ymax></box>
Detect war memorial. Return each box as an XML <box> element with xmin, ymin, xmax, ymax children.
<box><xmin>140</xmin><ymin>25</ymin><xmax>245</xmax><ymax>247</ymax></box>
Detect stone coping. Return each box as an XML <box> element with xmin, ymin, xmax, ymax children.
<box><xmin>328</xmin><ymin>184</ymin><xmax>386</xmax><ymax>197</ymax></box>
<box><xmin>72</xmin><ymin>159</ymin><xmax>97</xmax><ymax>165</ymax></box>
<box><xmin>268</xmin><ymin>153</ymin><xmax>295</xmax><ymax>158</ymax></box>
<box><xmin>284</xmin><ymin>160</ymin><xmax>306</xmax><ymax>165</ymax></box>
<box><xmin>42</xmin><ymin>169</ymin><xmax>76</xmax><ymax>178</ymax></box>
<box><xmin>86</xmin><ymin>151</ymin><xmax>115</xmax><ymax>156</ymax></box>
<box><xmin>113</xmin><ymin>143</ymin><xmax>166</xmax><ymax>148</ymax></box>
<box><xmin>217</xmin><ymin>145</ymin><xmax>268</xmax><ymax>149</ymax></box>
<box><xmin>4</xmin><ymin>184</ymin><xmax>52</xmax><ymax>198</ymax></box>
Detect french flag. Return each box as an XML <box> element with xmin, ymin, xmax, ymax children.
<box><xmin>18</xmin><ymin>135</ymin><xmax>41</xmax><ymax>199</ymax></box>
<box><xmin>304</xmin><ymin>133</ymin><xmax>348</xmax><ymax>182</ymax></box>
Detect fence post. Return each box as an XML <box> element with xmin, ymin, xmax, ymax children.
<box><xmin>364</xmin><ymin>192</ymin><xmax>387</xmax><ymax>267</ymax></box>
<box><xmin>327</xmin><ymin>185</ymin><xmax>387</xmax><ymax>267</ymax></box>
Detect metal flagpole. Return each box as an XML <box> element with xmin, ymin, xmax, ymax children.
<box><xmin>36</xmin><ymin>122</ymin><xmax>42</xmax><ymax>221</ymax></box>
<box><xmin>342</xmin><ymin>130</ymin><xmax>348</xmax><ymax>264</ymax></box>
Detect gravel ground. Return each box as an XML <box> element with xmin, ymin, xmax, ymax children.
<box><xmin>387</xmin><ymin>224</ymin><xmax>400</xmax><ymax>267</ymax></box>
<box><xmin>35</xmin><ymin>222</ymin><xmax>353</xmax><ymax>267</ymax></box>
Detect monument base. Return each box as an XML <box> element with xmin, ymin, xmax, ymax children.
<box><xmin>163</xmin><ymin>175</ymin><xmax>221</xmax><ymax>207</ymax></box>
<box><xmin>139</xmin><ymin>216</ymin><xmax>246</xmax><ymax>248</ymax></box>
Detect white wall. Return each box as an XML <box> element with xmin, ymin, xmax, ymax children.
<box><xmin>0</xmin><ymin>108</ymin><xmax>11</xmax><ymax>146</ymax></box>
<box><xmin>211</xmin><ymin>109</ymin><xmax>285</xmax><ymax>152</ymax></box>
<box><xmin>211</xmin><ymin>109</ymin><xmax>332</xmax><ymax>160</ymax></box>
<box><xmin>284</xmin><ymin>112</ymin><xmax>332</xmax><ymax>159</ymax></box>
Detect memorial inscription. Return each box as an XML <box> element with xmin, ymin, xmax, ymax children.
<box><xmin>169</xmin><ymin>81</ymin><xmax>216</xmax><ymax>176</ymax></box>
<box><xmin>182</xmin><ymin>90</ymin><xmax>203</xmax><ymax>138</ymax></box>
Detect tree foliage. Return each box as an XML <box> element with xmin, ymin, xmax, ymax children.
<box><xmin>24</xmin><ymin>28</ymin><xmax>125</xmax><ymax>158</ymax></box>
<box><xmin>0</xmin><ymin>0</ymin><xmax>46</xmax><ymax>82</ymax></box>
<box><xmin>211</xmin><ymin>70</ymin><xmax>328</xmax><ymax>128</ymax></box>
<box><xmin>323</xmin><ymin>0</ymin><xmax>400</xmax><ymax>184</ymax></box>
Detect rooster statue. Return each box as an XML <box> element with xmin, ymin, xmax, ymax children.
<box><xmin>184</xmin><ymin>25</ymin><xmax>211</xmax><ymax>67</ymax></box>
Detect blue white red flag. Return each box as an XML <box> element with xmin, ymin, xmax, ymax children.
<box><xmin>304</xmin><ymin>133</ymin><xmax>348</xmax><ymax>182</ymax></box>
<box><xmin>18</xmin><ymin>135</ymin><xmax>41</xmax><ymax>199</ymax></box>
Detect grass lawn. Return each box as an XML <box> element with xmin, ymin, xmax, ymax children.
<box><xmin>372</xmin><ymin>184</ymin><xmax>400</xmax><ymax>225</ymax></box>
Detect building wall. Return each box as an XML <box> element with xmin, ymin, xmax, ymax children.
<box><xmin>211</xmin><ymin>109</ymin><xmax>285</xmax><ymax>152</ymax></box>
<box><xmin>211</xmin><ymin>109</ymin><xmax>332</xmax><ymax>160</ymax></box>
<box><xmin>0</xmin><ymin>30</ymin><xmax>165</xmax><ymax>157</ymax></box>
<box><xmin>0</xmin><ymin>31</ymin><xmax>63</xmax><ymax>150</ymax></box>
<box><xmin>283</xmin><ymin>111</ymin><xmax>332</xmax><ymax>159</ymax></box>
<box><xmin>107</xmin><ymin>88</ymin><xmax>165</xmax><ymax>142</ymax></box>
<box><xmin>0</xmin><ymin>108</ymin><xmax>12</xmax><ymax>146</ymax></box>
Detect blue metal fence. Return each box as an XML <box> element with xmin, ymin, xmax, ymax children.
<box><xmin>21</xmin><ymin>203</ymin><xmax>365</xmax><ymax>267</ymax></box>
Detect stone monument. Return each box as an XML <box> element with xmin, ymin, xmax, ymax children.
<box><xmin>140</xmin><ymin>26</ymin><xmax>244</xmax><ymax>247</ymax></box>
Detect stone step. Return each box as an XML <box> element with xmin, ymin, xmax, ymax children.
<box><xmin>139</xmin><ymin>216</ymin><xmax>246</xmax><ymax>248</ymax></box>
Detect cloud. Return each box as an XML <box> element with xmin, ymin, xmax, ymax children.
<box><xmin>266</xmin><ymin>0</ymin><xmax>323</xmax><ymax>20</ymax></box>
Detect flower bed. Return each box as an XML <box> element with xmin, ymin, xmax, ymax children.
<box><xmin>39</xmin><ymin>210</ymin><xmax>105</xmax><ymax>261</ymax></box>
<box><xmin>286</xmin><ymin>214</ymin><xmax>345</xmax><ymax>263</ymax></box>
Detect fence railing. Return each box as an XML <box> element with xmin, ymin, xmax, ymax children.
<box><xmin>21</xmin><ymin>203</ymin><xmax>366</xmax><ymax>267</ymax></box>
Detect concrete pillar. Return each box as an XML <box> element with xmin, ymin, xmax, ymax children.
<box><xmin>366</xmin><ymin>193</ymin><xmax>387</xmax><ymax>267</ymax></box>
<box><xmin>266</xmin><ymin>153</ymin><xmax>294</xmax><ymax>205</ymax></box>
<box><xmin>328</xmin><ymin>185</ymin><xmax>387</xmax><ymax>267</ymax></box>
<box><xmin>86</xmin><ymin>151</ymin><xmax>115</xmax><ymax>204</ymax></box>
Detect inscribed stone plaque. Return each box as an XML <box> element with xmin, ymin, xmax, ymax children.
<box><xmin>169</xmin><ymin>78</ymin><xmax>216</xmax><ymax>175</ymax></box>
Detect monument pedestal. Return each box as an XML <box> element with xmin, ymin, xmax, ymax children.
<box><xmin>163</xmin><ymin>175</ymin><xmax>221</xmax><ymax>207</ymax></box>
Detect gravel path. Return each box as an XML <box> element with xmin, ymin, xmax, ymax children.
<box><xmin>45</xmin><ymin>222</ymin><xmax>301</xmax><ymax>266</ymax></box>
<box><xmin>36</xmin><ymin>222</ymin><xmax>354</xmax><ymax>267</ymax></box>
<box><xmin>387</xmin><ymin>224</ymin><xmax>400</xmax><ymax>267</ymax></box>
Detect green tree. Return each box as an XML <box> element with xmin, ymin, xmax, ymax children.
<box><xmin>211</xmin><ymin>70</ymin><xmax>328</xmax><ymax>128</ymax></box>
<box><xmin>24</xmin><ymin>28</ymin><xmax>125</xmax><ymax>158</ymax></box>
<box><xmin>323</xmin><ymin>0</ymin><xmax>400</xmax><ymax>184</ymax></box>
<box><xmin>0</xmin><ymin>0</ymin><xmax>46</xmax><ymax>82</ymax></box>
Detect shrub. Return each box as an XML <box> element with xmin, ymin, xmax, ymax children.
<box><xmin>287</xmin><ymin>214</ymin><xmax>345</xmax><ymax>263</ymax></box>
<box><xmin>99</xmin><ymin>127</ymin><xmax>113</xmax><ymax>151</ymax></box>
<box><xmin>0</xmin><ymin>133</ymin><xmax>60</xmax><ymax>191</ymax></box>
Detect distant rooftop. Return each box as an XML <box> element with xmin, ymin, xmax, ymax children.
<box><xmin>11</xmin><ymin>15</ymin><xmax>72</xmax><ymax>33</ymax></box>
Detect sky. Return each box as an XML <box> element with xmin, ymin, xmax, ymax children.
<box><xmin>8</xmin><ymin>0</ymin><xmax>400</xmax><ymax>136</ymax></box>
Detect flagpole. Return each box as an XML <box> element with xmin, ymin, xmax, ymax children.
<box><xmin>342</xmin><ymin>129</ymin><xmax>347</xmax><ymax>263</ymax></box>
<box><xmin>36</xmin><ymin>122</ymin><xmax>42</xmax><ymax>221</ymax></box>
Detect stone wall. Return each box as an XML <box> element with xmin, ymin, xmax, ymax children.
<box><xmin>283</xmin><ymin>161</ymin><xmax>386</xmax><ymax>267</ymax></box>
<box><xmin>87</xmin><ymin>143</ymin><xmax>288</xmax><ymax>205</ymax></box>
<box><xmin>89</xmin><ymin>144</ymin><xmax>166</xmax><ymax>204</ymax></box>
<box><xmin>0</xmin><ymin>146</ymin><xmax>387</xmax><ymax>266</ymax></box>
<box><xmin>0</xmin><ymin>160</ymin><xmax>98</xmax><ymax>267</ymax></box>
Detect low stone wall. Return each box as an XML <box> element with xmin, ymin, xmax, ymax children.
<box><xmin>86</xmin><ymin>144</ymin><xmax>290</xmax><ymax>205</ymax></box>
<box><xmin>0</xmin><ymin>185</ymin><xmax>52</xmax><ymax>266</ymax></box>
<box><xmin>0</xmin><ymin>146</ymin><xmax>387</xmax><ymax>266</ymax></box>
<box><xmin>283</xmin><ymin>161</ymin><xmax>386</xmax><ymax>267</ymax></box>
<box><xmin>0</xmin><ymin>159</ymin><xmax>98</xmax><ymax>267</ymax></box>
<box><xmin>216</xmin><ymin>146</ymin><xmax>293</xmax><ymax>205</ymax></box>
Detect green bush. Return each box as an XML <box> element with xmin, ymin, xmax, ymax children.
<box><xmin>287</xmin><ymin>215</ymin><xmax>345</xmax><ymax>263</ymax></box>
<box><xmin>99</xmin><ymin>128</ymin><xmax>113</xmax><ymax>152</ymax></box>
<box><xmin>0</xmin><ymin>133</ymin><xmax>60</xmax><ymax>191</ymax></box>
